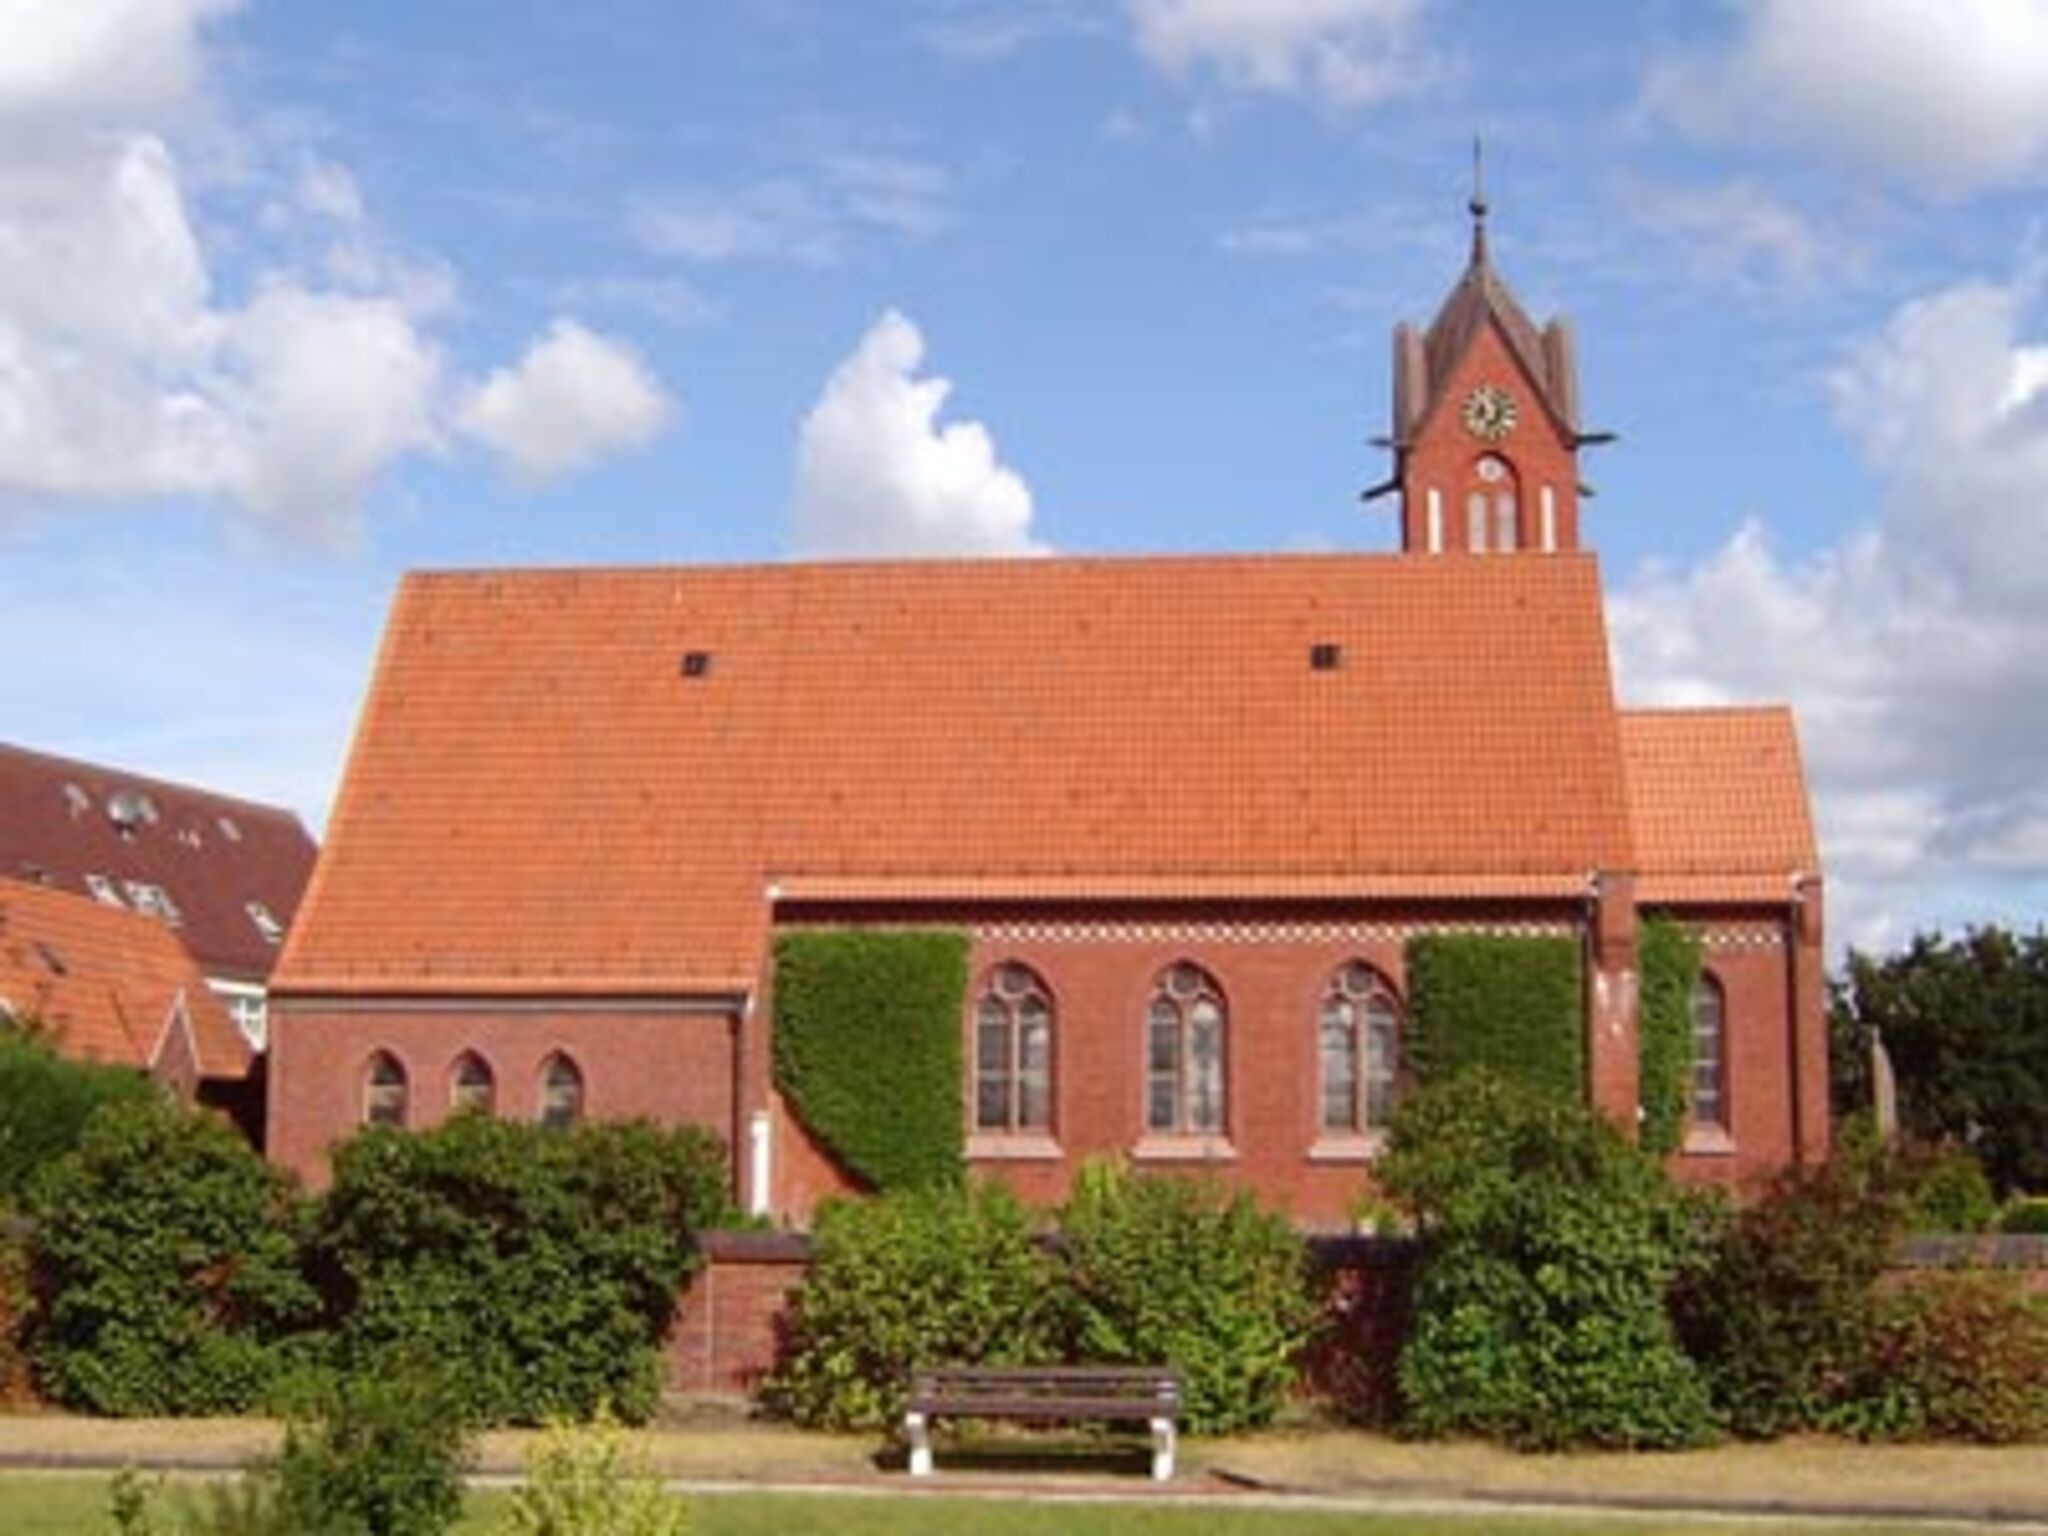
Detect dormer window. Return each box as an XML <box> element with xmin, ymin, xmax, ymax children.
<box><xmin>124</xmin><ymin>881</ymin><xmax>181</xmax><ymax>926</ymax></box>
<box><xmin>247</xmin><ymin>901</ymin><xmax>284</xmax><ymax>945</ymax></box>
<box><xmin>84</xmin><ymin>873</ymin><xmax>124</xmax><ymax>908</ymax></box>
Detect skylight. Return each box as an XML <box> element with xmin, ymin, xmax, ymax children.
<box><xmin>124</xmin><ymin>881</ymin><xmax>181</xmax><ymax>925</ymax></box>
<box><xmin>246</xmin><ymin>901</ymin><xmax>284</xmax><ymax>945</ymax></box>
<box><xmin>84</xmin><ymin>874</ymin><xmax>124</xmax><ymax>907</ymax></box>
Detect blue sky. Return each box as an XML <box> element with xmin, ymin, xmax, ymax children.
<box><xmin>4</xmin><ymin>0</ymin><xmax>2048</xmax><ymax>953</ymax></box>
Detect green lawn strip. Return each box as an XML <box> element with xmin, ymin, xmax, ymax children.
<box><xmin>0</xmin><ymin>1476</ymin><xmax>1991</xmax><ymax>1536</ymax></box>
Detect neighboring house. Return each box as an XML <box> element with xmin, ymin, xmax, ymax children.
<box><xmin>0</xmin><ymin>743</ymin><xmax>318</xmax><ymax>1051</ymax></box>
<box><xmin>268</xmin><ymin>200</ymin><xmax>1826</xmax><ymax>1226</ymax></box>
<box><xmin>0</xmin><ymin>875</ymin><xmax>253</xmax><ymax>1108</ymax></box>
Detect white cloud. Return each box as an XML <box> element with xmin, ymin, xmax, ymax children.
<box><xmin>1616</xmin><ymin>177</ymin><xmax>1830</xmax><ymax>295</ymax></box>
<box><xmin>791</xmin><ymin>309</ymin><xmax>1044</xmax><ymax>559</ymax></box>
<box><xmin>633</xmin><ymin>153</ymin><xmax>950</xmax><ymax>267</ymax></box>
<box><xmin>1127</xmin><ymin>0</ymin><xmax>1424</xmax><ymax>110</ymax></box>
<box><xmin>458</xmin><ymin>320</ymin><xmax>672</xmax><ymax>486</ymax></box>
<box><xmin>0</xmin><ymin>0</ymin><xmax>239</xmax><ymax>133</ymax></box>
<box><xmin>0</xmin><ymin>0</ymin><xmax>666</xmax><ymax>541</ymax></box>
<box><xmin>1611</xmin><ymin>267</ymin><xmax>2048</xmax><ymax>950</ymax></box>
<box><xmin>1648</xmin><ymin>0</ymin><xmax>2048</xmax><ymax>195</ymax></box>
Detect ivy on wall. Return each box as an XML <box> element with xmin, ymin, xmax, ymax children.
<box><xmin>1404</xmin><ymin>934</ymin><xmax>1583</xmax><ymax>1103</ymax></box>
<box><xmin>772</xmin><ymin>930</ymin><xmax>969</xmax><ymax>1192</ymax></box>
<box><xmin>1637</xmin><ymin>917</ymin><xmax>1703</xmax><ymax>1157</ymax></box>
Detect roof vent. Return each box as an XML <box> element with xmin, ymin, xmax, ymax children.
<box><xmin>680</xmin><ymin>650</ymin><xmax>713</xmax><ymax>679</ymax></box>
<box><xmin>61</xmin><ymin>782</ymin><xmax>90</xmax><ymax>817</ymax></box>
<box><xmin>1309</xmin><ymin>642</ymin><xmax>1343</xmax><ymax>672</ymax></box>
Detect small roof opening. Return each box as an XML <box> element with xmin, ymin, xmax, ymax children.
<box><xmin>1310</xmin><ymin>642</ymin><xmax>1343</xmax><ymax>672</ymax></box>
<box><xmin>680</xmin><ymin>650</ymin><xmax>713</xmax><ymax>679</ymax></box>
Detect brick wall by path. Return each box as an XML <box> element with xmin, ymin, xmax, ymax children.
<box><xmin>665</xmin><ymin>1230</ymin><xmax>812</xmax><ymax>1399</ymax></box>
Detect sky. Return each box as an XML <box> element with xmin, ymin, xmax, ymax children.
<box><xmin>3</xmin><ymin>0</ymin><xmax>2047</xmax><ymax>958</ymax></box>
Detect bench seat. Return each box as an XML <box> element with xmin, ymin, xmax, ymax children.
<box><xmin>904</xmin><ymin>1365</ymin><xmax>1183</xmax><ymax>1480</ymax></box>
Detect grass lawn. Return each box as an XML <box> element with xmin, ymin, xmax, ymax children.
<box><xmin>0</xmin><ymin>1475</ymin><xmax>1995</xmax><ymax>1536</ymax></box>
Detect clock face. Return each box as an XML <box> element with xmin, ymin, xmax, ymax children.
<box><xmin>1462</xmin><ymin>384</ymin><xmax>1518</xmax><ymax>441</ymax></box>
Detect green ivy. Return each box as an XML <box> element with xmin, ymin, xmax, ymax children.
<box><xmin>772</xmin><ymin>930</ymin><xmax>969</xmax><ymax>1192</ymax></box>
<box><xmin>1638</xmin><ymin>917</ymin><xmax>1701</xmax><ymax>1157</ymax></box>
<box><xmin>1405</xmin><ymin>934</ymin><xmax>1583</xmax><ymax>1103</ymax></box>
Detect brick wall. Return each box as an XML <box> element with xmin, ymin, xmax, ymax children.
<box><xmin>665</xmin><ymin>1230</ymin><xmax>812</xmax><ymax>1398</ymax></box>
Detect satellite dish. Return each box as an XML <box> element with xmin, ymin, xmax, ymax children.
<box><xmin>106</xmin><ymin>789</ymin><xmax>158</xmax><ymax>831</ymax></box>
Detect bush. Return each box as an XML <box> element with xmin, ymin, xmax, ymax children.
<box><xmin>0</xmin><ymin>1215</ymin><xmax>30</xmax><ymax>1405</ymax></box>
<box><xmin>2002</xmin><ymin>1197</ymin><xmax>2048</xmax><ymax>1234</ymax></box>
<box><xmin>1899</xmin><ymin>1142</ymin><xmax>1998</xmax><ymax>1234</ymax></box>
<box><xmin>1379</xmin><ymin>1072</ymin><xmax>1715</xmax><ymax>1449</ymax></box>
<box><xmin>273</xmin><ymin>1361</ymin><xmax>472</xmax><ymax>1536</ymax></box>
<box><xmin>1403</xmin><ymin>935</ymin><xmax>1583</xmax><ymax>1103</ymax></box>
<box><xmin>772</xmin><ymin>930</ymin><xmax>969</xmax><ymax>1192</ymax></box>
<box><xmin>1672</xmin><ymin>1136</ymin><xmax>1908</xmax><ymax>1438</ymax></box>
<box><xmin>0</xmin><ymin>1024</ymin><xmax>154</xmax><ymax>1205</ymax></box>
<box><xmin>1831</xmin><ymin>1275</ymin><xmax>2048</xmax><ymax>1443</ymax></box>
<box><xmin>313</xmin><ymin>1115</ymin><xmax>731</xmax><ymax>1427</ymax></box>
<box><xmin>765</xmin><ymin>1182</ymin><xmax>1060</xmax><ymax>1431</ymax></box>
<box><xmin>1059</xmin><ymin>1164</ymin><xmax>1318</xmax><ymax>1435</ymax></box>
<box><xmin>29</xmin><ymin>1095</ymin><xmax>315</xmax><ymax>1415</ymax></box>
<box><xmin>490</xmin><ymin>1415</ymin><xmax>690</xmax><ymax>1536</ymax></box>
<box><xmin>1637</xmin><ymin>919</ymin><xmax>1702</xmax><ymax>1156</ymax></box>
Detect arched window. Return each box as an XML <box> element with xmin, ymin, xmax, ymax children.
<box><xmin>1690</xmin><ymin>974</ymin><xmax>1728</xmax><ymax>1129</ymax></box>
<box><xmin>539</xmin><ymin>1053</ymin><xmax>584</xmax><ymax>1130</ymax></box>
<box><xmin>1146</xmin><ymin>963</ymin><xmax>1227</xmax><ymax>1134</ymax></box>
<box><xmin>450</xmin><ymin>1052</ymin><xmax>495</xmax><ymax>1116</ymax></box>
<box><xmin>1467</xmin><ymin>454</ymin><xmax>1519</xmax><ymax>553</ymax></box>
<box><xmin>363</xmin><ymin>1051</ymin><xmax>408</xmax><ymax>1128</ymax></box>
<box><xmin>1319</xmin><ymin>963</ymin><xmax>1400</xmax><ymax>1134</ymax></box>
<box><xmin>973</xmin><ymin>963</ymin><xmax>1054</xmax><ymax>1134</ymax></box>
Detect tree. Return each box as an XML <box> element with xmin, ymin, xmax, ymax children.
<box><xmin>1830</xmin><ymin>927</ymin><xmax>2048</xmax><ymax>1195</ymax></box>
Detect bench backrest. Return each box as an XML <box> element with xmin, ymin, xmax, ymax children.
<box><xmin>911</xmin><ymin>1365</ymin><xmax>1182</xmax><ymax>1411</ymax></box>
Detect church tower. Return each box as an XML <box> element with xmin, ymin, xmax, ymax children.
<box><xmin>1370</xmin><ymin>152</ymin><xmax>1605</xmax><ymax>555</ymax></box>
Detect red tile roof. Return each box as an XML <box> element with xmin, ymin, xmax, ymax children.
<box><xmin>1620</xmin><ymin>708</ymin><xmax>1819</xmax><ymax>905</ymax></box>
<box><xmin>277</xmin><ymin>554</ymin><xmax>1638</xmax><ymax>994</ymax></box>
<box><xmin>0</xmin><ymin>876</ymin><xmax>250</xmax><ymax>1079</ymax></box>
<box><xmin>0</xmin><ymin>743</ymin><xmax>317</xmax><ymax>984</ymax></box>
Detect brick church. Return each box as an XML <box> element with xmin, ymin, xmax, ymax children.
<box><xmin>268</xmin><ymin>191</ymin><xmax>1826</xmax><ymax>1229</ymax></box>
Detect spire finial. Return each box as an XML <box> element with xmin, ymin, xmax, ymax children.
<box><xmin>1469</xmin><ymin>134</ymin><xmax>1488</xmax><ymax>265</ymax></box>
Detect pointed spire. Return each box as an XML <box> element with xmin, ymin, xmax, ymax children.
<box><xmin>1468</xmin><ymin>133</ymin><xmax>1489</xmax><ymax>266</ymax></box>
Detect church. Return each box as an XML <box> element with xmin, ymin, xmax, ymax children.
<box><xmin>267</xmin><ymin>190</ymin><xmax>1826</xmax><ymax>1229</ymax></box>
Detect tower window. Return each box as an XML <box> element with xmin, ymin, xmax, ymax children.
<box><xmin>1467</xmin><ymin>454</ymin><xmax>1520</xmax><ymax>554</ymax></box>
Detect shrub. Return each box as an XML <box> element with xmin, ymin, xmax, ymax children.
<box><xmin>29</xmin><ymin>1095</ymin><xmax>315</xmax><ymax>1415</ymax></box>
<box><xmin>1637</xmin><ymin>918</ymin><xmax>1702</xmax><ymax>1156</ymax></box>
<box><xmin>273</xmin><ymin>1360</ymin><xmax>472</xmax><ymax>1536</ymax></box>
<box><xmin>2002</xmin><ymin>1197</ymin><xmax>2048</xmax><ymax>1234</ymax></box>
<box><xmin>1672</xmin><ymin>1136</ymin><xmax>1908</xmax><ymax>1438</ymax></box>
<box><xmin>1403</xmin><ymin>935</ymin><xmax>1583</xmax><ymax>1103</ymax></box>
<box><xmin>0</xmin><ymin>1024</ymin><xmax>154</xmax><ymax>1205</ymax></box>
<box><xmin>1831</xmin><ymin>1274</ymin><xmax>2048</xmax><ymax>1443</ymax></box>
<box><xmin>0</xmin><ymin>1214</ymin><xmax>30</xmax><ymax>1405</ymax></box>
<box><xmin>313</xmin><ymin>1115</ymin><xmax>731</xmax><ymax>1426</ymax></box>
<box><xmin>1379</xmin><ymin>1072</ymin><xmax>1715</xmax><ymax>1450</ymax></box>
<box><xmin>1899</xmin><ymin>1142</ymin><xmax>1998</xmax><ymax>1234</ymax></box>
<box><xmin>765</xmin><ymin>1181</ymin><xmax>1060</xmax><ymax>1431</ymax></box>
<box><xmin>772</xmin><ymin>930</ymin><xmax>969</xmax><ymax>1192</ymax></box>
<box><xmin>490</xmin><ymin>1414</ymin><xmax>691</xmax><ymax>1536</ymax></box>
<box><xmin>1059</xmin><ymin>1164</ymin><xmax>1319</xmax><ymax>1435</ymax></box>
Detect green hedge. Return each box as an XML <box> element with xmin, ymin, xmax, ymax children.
<box><xmin>1405</xmin><ymin>934</ymin><xmax>1583</xmax><ymax>1103</ymax></box>
<box><xmin>314</xmin><ymin>1114</ymin><xmax>731</xmax><ymax>1425</ymax></box>
<box><xmin>772</xmin><ymin>930</ymin><xmax>969</xmax><ymax>1192</ymax></box>
<box><xmin>1638</xmin><ymin>917</ymin><xmax>1702</xmax><ymax>1156</ymax></box>
<box><xmin>0</xmin><ymin>1024</ymin><xmax>154</xmax><ymax>1206</ymax></box>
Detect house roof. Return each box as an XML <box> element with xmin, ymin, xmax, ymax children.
<box><xmin>0</xmin><ymin>743</ymin><xmax>318</xmax><ymax>984</ymax></box>
<box><xmin>275</xmin><ymin>553</ymin><xmax>1639</xmax><ymax>995</ymax></box>
<box><xmin>1620</xmin><ymin>707</ymin><xmax>1819</xmax><ymax>905</ymax></box>
<box><xmin>0</xmin><ymin>876</ymin><xmax>250</xmax><ymax>1079</ymax></box>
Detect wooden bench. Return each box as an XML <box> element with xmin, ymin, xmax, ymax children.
<box><xmin>903</xmin><ymin>1365</ymin><xmax>1184</xmax><ymax>1481</ymax></box>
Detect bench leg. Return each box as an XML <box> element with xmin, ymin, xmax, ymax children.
<box><xmin>1150</xmin><ymin>1417</ymin><xmax>1175</xmax><ymax>1482</ymax></box>
<box><xmin>905</xmin><ymin>1411</ymin><xmax>933</xmax><ymax>1477</ymax></box>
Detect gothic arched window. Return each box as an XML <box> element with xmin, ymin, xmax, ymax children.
<box><xmin>1690</xmin><ymin>973</ymin><xmax>1728</xmax><ymax>1129</ymax></box>
<box><xmin>1146</xmin><ymin>963</ymin><xmax>1227</xmax><ymax>1134</ymax></box>
<box><xmin>450</xmin><ymin>1052</ymin><xmax>495</xmax><ymax>1116</ymax></box>
<box><xmin>1319</xmin><ymin>963</ymin><xmax>1400</xmax><ymax>1134</ymax></box>
<box><xmin>1467</xmin><ymin>454</ymin><xmax>1519</xmax><ymax>552</ymax></box>
<box><xmin>539</xmin><ymin>1053</ymin><xmax>584</xmax><ymax>1130</ymax></box>
<box><xmin>973</xmin><ymin>963</ymin><xmax>1054</xmax><ymax>1134</ymax></box>
<box><xmin>363</xmin><ymin>1051</ymin><xmax>408</xmax><ymax>1128</ymax></box>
